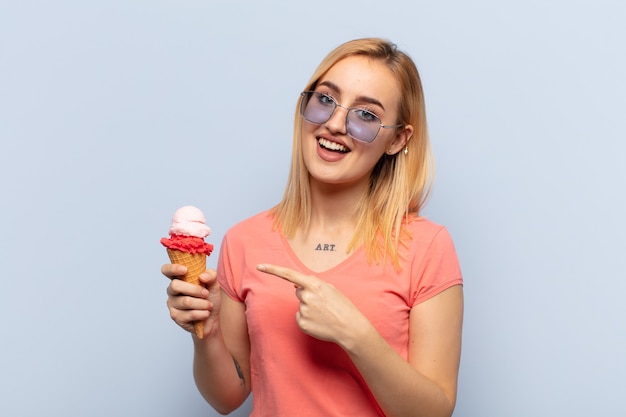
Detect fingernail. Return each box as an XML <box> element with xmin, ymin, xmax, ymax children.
<box><xmin>257</xmin><ymin>264</ymin><xmax>266</xmax><ymax>271</ymax></box>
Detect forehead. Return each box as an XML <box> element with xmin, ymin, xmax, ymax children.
<box><xmin>318</xmin><ymin>56</ymin><xmax>400</xmax><ymax>108</ymax></box>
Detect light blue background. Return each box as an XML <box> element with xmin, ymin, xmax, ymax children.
<box><xmin>1</xmin><ymin>1</ymin><xmax>625</xmax><ymax>416</ymax></box>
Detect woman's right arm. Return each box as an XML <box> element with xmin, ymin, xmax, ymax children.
<box><xmin>163</xmin><ymin>264</ymin><xmax>251</xmax><ymax>414</ymax></box>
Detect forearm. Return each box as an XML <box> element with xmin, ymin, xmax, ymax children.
<box><xmin>192</xmin><ymin>325</ymin><xmax>250</xmax><ymax>414</ymax></box>
<box><xmin>343</xmin><ymin>324</ymin><xmax>455</xmax><ymax>417</ymax></box>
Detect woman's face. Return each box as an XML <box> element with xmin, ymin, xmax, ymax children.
<box><xmin>301</xmin><ymin>55</ymin><xmax>411</xmax><ymax>190</ymax></box>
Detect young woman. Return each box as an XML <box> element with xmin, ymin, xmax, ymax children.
<box><xmin>163</xmin><ymin>38</ymin><xmax>463</xmax><ymax>417</ymax></box>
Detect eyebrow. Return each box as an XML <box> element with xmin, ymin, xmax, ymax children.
<box><xmin>317</xmin><ymin>80</ymin><xmax>386</xmax><ymax>111</ymax></box>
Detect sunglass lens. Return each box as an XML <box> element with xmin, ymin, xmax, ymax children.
<box><xmin>347</xmin><ymin>111</ymin><xmax>377</xmax><ymax>143</ymax></box>
<box><xmin>301</xmin><ymin>92</ymin><xmax>333</xmax><ymax>124</ymax></box>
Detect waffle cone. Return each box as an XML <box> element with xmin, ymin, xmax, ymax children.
<box><xmin>166</xmin><ymin>248</ymin><xmax>206</xmax><ymax>339</ymax></box>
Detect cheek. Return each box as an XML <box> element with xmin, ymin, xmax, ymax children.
<box><xmin>368</xmin><ymin>135</ymin><xmax>394</xmax><ymax>156</ymax></box>
<box><xmin>300</xmin><ymin>126</ymin><xmax>320</xmax><ymax>151</ymax></box>
<box><xmin>351</xmin><ymin>144</ymin><xmax>388</xmax><ymax>169</ymax></box>
<box><xmin>299</xmin><ymin>126</ymin><xmax>319</xmax><ymax>161</ymax></box>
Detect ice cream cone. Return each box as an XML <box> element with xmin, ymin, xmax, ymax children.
<box><xmin>166</xmin><ymin>248</ymin><xmax>206</xmax><ymax>338</ymax></box>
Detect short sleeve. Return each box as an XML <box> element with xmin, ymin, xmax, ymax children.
<box><xmin>410</xmin><ymin>226</ymin><xmax>463</xmax><ymax>306</ymax></box>
<box><xmin>217</xmin><ymin>233</ymin><xmax>243</xmax><ymax>302</ymax></box>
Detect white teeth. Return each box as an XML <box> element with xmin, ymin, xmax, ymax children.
<box><xmin>318</xmin><ymin>138</ymin><xmax>348</xmax><ymax>152</ymax></box>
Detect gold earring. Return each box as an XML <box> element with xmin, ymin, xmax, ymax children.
<box><xmin>403</xmin><ymin>146</ymin><xmax>408</xmax><ymax>155</ymax></box>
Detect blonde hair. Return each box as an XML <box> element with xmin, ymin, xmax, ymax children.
<box><xmin>272</xmin><ymin>38</ymin><xmax>433</xmax><ymax>268</ymax></box>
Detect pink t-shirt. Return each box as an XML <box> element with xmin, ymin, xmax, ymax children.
<box><xmin>218</xmin><ymin>211</ymin><xmax>463</xmax><ymax>416</ymax></box>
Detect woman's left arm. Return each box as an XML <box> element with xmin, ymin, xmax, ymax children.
<box><xmin>346</xmin><ymin>285</ymin><xmax>463</xmax><ymax>417</ymax></box>
<box><xmin>257</xmin><ymin>264</ymin><xmax>463</xmax><ymax>417</ymax></box>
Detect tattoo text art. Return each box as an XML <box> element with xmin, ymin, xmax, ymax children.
<box><xmin>315</xmin><ymin>243</ymin><xmax>336</xmax><ymax>252</ymax></box>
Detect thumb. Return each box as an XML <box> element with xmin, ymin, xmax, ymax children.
<box><xmin>200</xmin><ymin>269</ymin><xmax>219</xmax><ymax>288</ymax></box>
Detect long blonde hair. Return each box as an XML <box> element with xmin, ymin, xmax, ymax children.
<box><xmin>272</xmin><ymin>38</ymin><xmax>433</xmax><ymax>267</ymax></box>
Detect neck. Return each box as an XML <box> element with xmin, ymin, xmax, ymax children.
<box><xmin>307</xmin><ymin>179</ymin><xmax>366</xmax><ymax>232</ymax></box>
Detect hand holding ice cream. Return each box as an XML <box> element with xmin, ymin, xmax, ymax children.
<box><xmin>161</xmin><ymin>205</ymin><xmax>214</xmax><ymax>338</ymax></box>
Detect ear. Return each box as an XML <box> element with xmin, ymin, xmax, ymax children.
<box><xmin>386</xmin><ymin>124</ymin><xmax>414</xmax><ymax>155</ymax></box>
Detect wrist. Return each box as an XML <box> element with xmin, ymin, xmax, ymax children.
<box><xmin>338</xmin><ymin>316</ymin><xmax>377</xmax><ymax>355</ymax></box>
<box><xmin>192</xmin><ymin>319</ymin><xmax>220</xmax><ymax>346</ymax></box>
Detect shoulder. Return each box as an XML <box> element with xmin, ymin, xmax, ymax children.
<box><xmin>401</xmin><ymin>215</ymin><xmax>460</xmax><ymax>270</ymax></box>
<box><xmin>222</xmin><ymin>209</ymin><xmax>278</xmax><ymax>248</ymax></box>
<box><xmin>227</xmin><ymin>210</ymin><xmax>275</xmax><ymax>235</ymax></box>
<box><xmin>404</xmin><ymin>215</ymin><xmax>452</xmax><ymax>246</ymax></box>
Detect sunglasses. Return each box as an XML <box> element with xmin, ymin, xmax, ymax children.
<box><xmin>299</xmin><ymin>91</ymin><xmax>403</xmax><ymax>143</ymax></box>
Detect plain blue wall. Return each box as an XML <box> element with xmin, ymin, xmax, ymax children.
<box><xmin>2</xmin><ymin>1</ymin><xmax>624</xmax><ymax>416</ymax></box>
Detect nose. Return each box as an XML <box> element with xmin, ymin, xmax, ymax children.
<box><xmin>324</xmin><ymin>104</ymin><xmax>349</xmax><ymax>135</ymax></box>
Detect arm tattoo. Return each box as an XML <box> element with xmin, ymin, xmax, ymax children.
<box><xmin>233</xmin><ymin>357</ymin><xmax>245</xmax><ymax>386</ymax></box>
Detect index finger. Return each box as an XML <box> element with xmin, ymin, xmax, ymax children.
<box><xmin>257</xmin><ymin>264</ymin><xmax>313</xmax><ymax>287</ymax></box>
<box><xmin>161</xmin><ymin>263</ymin><xmax>188</xmax><ymax>280</ymax></box>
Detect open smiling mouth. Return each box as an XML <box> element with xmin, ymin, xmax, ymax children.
<box><xmin>318</xmin><ymin>138</ymin><xmax>349</xmax><ymax>153</ymax></box>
